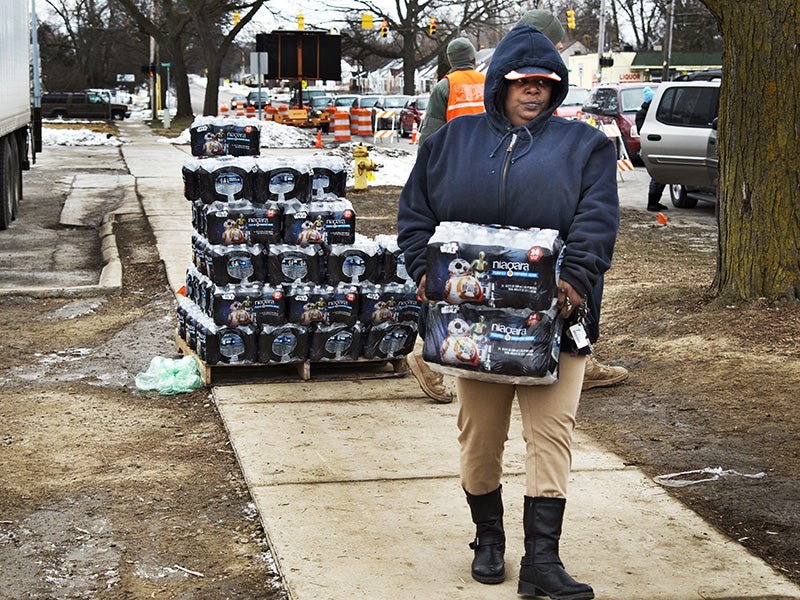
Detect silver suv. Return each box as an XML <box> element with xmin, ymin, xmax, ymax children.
<box><xmin>640</xmin><ymin>80</ymin><xmax>720</xmax><ymax>207</ymax></box>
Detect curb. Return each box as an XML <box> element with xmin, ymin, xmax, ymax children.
<box><xmin>0</xmin><ymin>212</ymin><xmax>123</xmax><ymax>298</ymax></box>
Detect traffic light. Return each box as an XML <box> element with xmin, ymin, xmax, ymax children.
<box><xmin>566</xmin><ymin>9</ymin><xmax>576</xmax><ymax>29</ymax></box>
<box><xmin>381</xmin><ymin>19</ymin><xmax>388</xmax><ymax>37</ymax></box>
<box><xmin>429</xmin><ymin>17</ymin><xmax>437</xmax><ymax>35</ymax></box>
<box><xmin>297</xmin><ymin>13</ymin><xmax>305</xmax><ymax>30</ymax></box>
<box><xmin>361</xmin><ymin>13</ymin><xmax>373</xmax><ymax>29</ymax></box>
<box><xmin>232</xmin><ymin>11</ymin><xmax>240</xmax><ymax>26</ymax></box>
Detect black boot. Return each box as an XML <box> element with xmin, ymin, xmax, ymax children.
<box><xmin>647</xmin><ymin>192</ymin><xmax>668</xmax><ymax>212</ymax></box>
<box><xmin>465</xmin><ymin>486</ymin><xmax>505</xmax><ymax>584</ymax></box>
<box><xmin>517</xmin><ymin>496</ymin><xmax>594</xmax><ymax>600</ymax></box>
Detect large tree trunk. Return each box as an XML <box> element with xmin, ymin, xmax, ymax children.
<box><xmin>703</xmin><ymin>0</ymin><xmax>800</xmax><ymax>301</ymax></box>
<box><xmin>166</xmin><ymin>36</ymin><xmax>193</xmax><ymax>118</ymax></box>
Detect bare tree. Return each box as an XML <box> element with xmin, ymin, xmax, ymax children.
<box><xmin>700</xmin><ymin>0</ymin><xmax>800</xmax><ymax>301</ymax></box>
<box><xmin>341</xmin><ymin>0</ymin><xmax>514</xmax><ymax>95</ymax></box>
<box><xmin>41</xmin><ymin>0</ymin><xmax>147</xmax><ymax>90</ymax></box>
<box><xmin>116</xmin><ymin>0</ymin><xmax>265</xmax><ymax>117</ymax></box>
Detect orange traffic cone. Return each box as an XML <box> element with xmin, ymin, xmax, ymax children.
<box><xmin>657</xmin><ymin>212</ymin><xmax>669</xmax><ymax>225</ymax></box>
<box><xmin>409</xmin><ymin>121</ymin><xmax>419</xmax><ymax>144</ymax></box>
<box><xmin>219</xmin><ymin>102</ymin><xmax>230</xmax><ymax>116</ymax></box>
<box><xmin>315</xmin><ymin>129</ymin><xmax>323</xmax><ymax>148</ymax></box>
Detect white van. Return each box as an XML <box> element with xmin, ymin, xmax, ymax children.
<box><xmin>640</xmin><ymin>80</ymin><xmax>720</xmax><ymax>207</ymax></box>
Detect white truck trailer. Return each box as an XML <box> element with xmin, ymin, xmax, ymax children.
<box><xmin>0</xmin><ymin>0</ymin><xmax>41</xmax><ymax>230</ymax></box>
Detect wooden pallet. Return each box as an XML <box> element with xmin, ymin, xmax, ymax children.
<box><xmin>175</xmin><ymin>335</ymin><xmax>409</xmax><ymax>386</ymax></box>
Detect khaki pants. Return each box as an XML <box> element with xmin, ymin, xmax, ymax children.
<box><xmin>456</xmin><ymin>354</ymin><xmax>585</xmax><ymax>499</ymax></box>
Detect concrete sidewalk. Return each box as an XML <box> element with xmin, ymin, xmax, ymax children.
<box><xmin>118</xmin><ymin>121</ymin><xmax>800</xmax><ymax>600</ymax></box>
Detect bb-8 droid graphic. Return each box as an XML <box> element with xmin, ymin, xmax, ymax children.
<box><xmin>221</xmin><ymin>218</ymin><xmax>246</xmax><ymax>245</ymax></box>
<box><xmin>440</xmin><ymin>318</ymin><xmax>480</xmax><ymax>367</ymax></box>
<box><xmin>226</xmin><ymin>300</ymin><xmax>252</xmax><ymax>327</ymax></box>
<box><xmin>297</xmin><ymin>220</ymin><xmax>323</xmax><ymax>246</ymax></box>
<box><xmin>443</xmin><ymin>258</ymin><xmax>485</xmax><ymax>304</ymax></box>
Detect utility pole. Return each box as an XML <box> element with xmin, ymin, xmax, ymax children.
<box><xmin>596</xmin><ymin>0</ymin><xmax>607</xmax><ymax>83</ymax></box>
<box><xmin>661</xmin><ymin>0</ymin><xmax>676</xmax><ymax>81</ymax></box>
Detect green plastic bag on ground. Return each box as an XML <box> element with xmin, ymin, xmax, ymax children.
<box><xmin>135</xmin><ymin>356</ymin><xmax>202</xmax><ymax>395</ymax></box>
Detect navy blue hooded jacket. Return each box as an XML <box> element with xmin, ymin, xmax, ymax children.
<box><xmin>397</xmin><ymin>23</ymin><xmax>619</xmax><ymax>351</ymax></box>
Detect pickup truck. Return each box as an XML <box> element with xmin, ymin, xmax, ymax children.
<box><xmin>640</xmin><ymin>80</ymin><xmax>720</xmax><ymax>208</ymax></box>
<box><xmin>41</xmin><ymin>91</ymin><xmax>131</xmax><ymax>121</ymax></box>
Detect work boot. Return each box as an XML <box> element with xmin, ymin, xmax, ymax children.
<box><xmin>518</xmin><ymin>496</ymin><xmax>594</xmax><ymax>600</ymax></box>
<box><xmin>406</xmin><ymin>352</ymin><xmax>453</xmax><ymax>403</ymax></box>
<box><xmin>582</xmin><ymin>355</ymin><xmax>629</xmax><ymax>391</ymax></box>
<box><xmin>465</xmin><ymin>486</ymin><xmax>505</xmax><ymax>584</ymax></box>
<box><xmin>647</xmin><ymin>190</ymin><xmax>668</xmax><ymax>212</ymax></box>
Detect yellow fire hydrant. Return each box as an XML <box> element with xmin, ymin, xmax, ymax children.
<box><xmin>353</xmin><ymin>143</ymin><xmax>379</xmax><ymax>191</ymax></box>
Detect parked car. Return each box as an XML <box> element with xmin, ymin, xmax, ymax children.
<box><xmin>398</xmin><ymin>95</ymin><xmax>429</xmax><ymax>137</ymax></box>
<box><xmin>246</xmin><ymin>90</ymin><xmax>271</xmax><ymax>108</ymax></box>
<box><xmin>673</xmin><ymin>68</ymin><xmax>721</xmax><ymax>82</ymax></box>
<box><xmin>229</xmin><ymin>95</ymin><xmax>249</xmax><ymax>110</ymax></box>
<box><xmin>350</xmin><ymin>94</ymin><xmax>381</xmax><ymax>113</ymax></box>
<box><xmin>331</xmin><ymin>95</ymin><xmax>361</xmax><ymax>112</ymax></box>
<box><xmin>581</xmin><ymin>83</ymin><xmax>656</xmax><ymax>161</ymax></box>
<box><xmin>289</xmin><ymin>89</ymin><xmax>328</xmax><ymax>108</ymax></box>
<box><xmin>554</xmin><ymin>86</ymin><xmax>589</xmax><ymax>120</ymax></box>
<box><xmin>41</xmin><ymin>91</ymin><xmax>130</xmax><ymax>120</ymax></box>
<box><xmin>371</xmin><ymin>95</ymin><xmax>412</xmax><ymax>131</ymax></box>
<box><xmin>640</xmin><ymin>80</ymin><xmax>720</xmax><ymax>208</ymax></box>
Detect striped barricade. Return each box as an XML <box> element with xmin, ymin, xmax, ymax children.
<box><xmin>333</xmin><ymin>111</ymin><xmax>351</xmax><ymax>142</ymax></box>
<box><xmin>261</xmin><ymin>106</ymin><xmax>277</xmax><ymax>121</ymax></box>
<box><xmin>352</xmin><ymin>108</ymin><xmax>373</xmax><ymax>137</ymax></box>
<box><xmin>373</xmin><ymin>130</ymin><xmax>396</xmax><ymax>143</ymax></box>
<box><xmin>617</xmin><ymin>158</ymin><xmax>634</xmax><ymax>172</ymax></box>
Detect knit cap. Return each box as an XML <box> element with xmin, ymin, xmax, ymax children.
<box><xmin>518</xmin><ymin>9</ymin><xmax>565</xmax><ymax>45</ymax></box>
<box><xmin>446</xmin><ymin>37</ymin><xmax>477</xmax><ymax>68</ymax></box>
<box><xmin>643</xmin><ymin>86</ymin><xmax>655</xmax><ymax>103</ymax></box>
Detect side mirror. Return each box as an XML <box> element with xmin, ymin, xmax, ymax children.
<box><xmin>711</xmin><ymin>117</ymin><xmax>719</xmax><ymax>130</ymax></box>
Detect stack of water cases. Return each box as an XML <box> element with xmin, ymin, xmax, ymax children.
<box><xmin>177</xmin><ymin>116</ymin><xmax>420</xmax><ymax>367</ymax></box>
<box><xmin>422</xmin><ymin>221</ymin><xmax>566</xmax><ymax>384</ymax></box>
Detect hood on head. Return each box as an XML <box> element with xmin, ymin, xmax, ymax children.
<box><xmin>484</xmin><ymin>23</ymin><xmax>569</xmax><ymax>128</ymax></box>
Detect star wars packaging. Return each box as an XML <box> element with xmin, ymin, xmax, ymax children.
<box><xmin>310</xmin><ymin>156</ymin><xmax>347</xmax><ymax>199</ymax></box>
<box><xmin>375</xmin><ymin>234</ymin><xmax>411</xmax><ymax>284</ymax></box>
<box><xmin>203</xmin><ymin>199</ymin><xmax>283</xmax><ymax>245</ymax></box>
<box><xmin>266</xmin><ymin>244</ymin><xmax>325</xmax><ymax>285</ymax></box>
<box><xmin>176</xmin><ymin>296</ymin><xmax>200</xmax><ymax>341</ymax></box>
<box><xmin>255</xmin><ymin>156</ymin><xmax>312</xmax><ymax>203</ymax></box>
<box><xmin>286</xmin><ymin>283</ymin><xmax>360</xmax><ymax>328</ymax></box>
<box><xmin>185</xmin><ymin>265</ymin><xmax>214</xmax><ymax>312</ymax></box>
<box><xmin>205</xmin><ymin>243</ymin><xmax>266</xmax><ymax>285</ymax></box>
<box><xmin>425</xmin><ymin>222</ymin><xmax>564</xmax><ymax>311</ymax></box>
<box><xmin>197</xmin><ymin>322</ymin><xmax>259</xmax><ymax>365</ymax></box>
<box><xmin>209</xmin><ymin>283</ymin><xmax>286</xmax><ymax>328</ymax></box>
<box><xmin>358</xmin><ymin>282</ymin><xmax>421</xmax><ymax>327</ymax></box>
<box><xmin>326</xmin><ymin>235</ymin><xmax>381</xmax><ymax>285</ymax></box>
<box><xmin>191</xmin><ymin>199</ymin><xmax>206</xmax><ymax>233</ymax></box>
<box><xmin>258</xmin><ymin>323</ymin><xmax>309</xmax><ymax>364</ymax></box>
<box><xmin>309</xmin><ymin>322</ymin><xmax>364</xmax><ymax>362</ymax></box>
<box><xmin>197</xmin><ymin>156</ymin><xmax>257</xmax><ymax>204</ymax></box>
<box><xmin>184</xmin><ymin>310</ymin><xmax>199</xmax><ymax>349</ymax></box>
<box><xmin>362</xmin><ymin>321</ymin><xmax>418</xmax><ymax>360</ymax></box>
<box><xmin>423</xmin><ymin>302</ymin><xmax>562</xmax><ymax>385</ymax></box>
<box><xmin>188</xmin><ymin>269</ymin><xmax>214</xmax><ymax>313</ymax></box>
<box><xmin>182</xmin><ymin>158</ymin><xmax>202</xmax><ymax>200</ymax></box>
<box><xmin>282</xmin><ymin>199</ymin><xmax>356</xmax><ymax>246</ymax></box>
<box><xmin>191</xmin><ymin>233</ymin><xmax>210</xmax><ymax>275</ymax></box>
<box><xmin>190</xmin><ymin>117</ymin><xmax>261</xmax><ymax>157</ymax></box>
